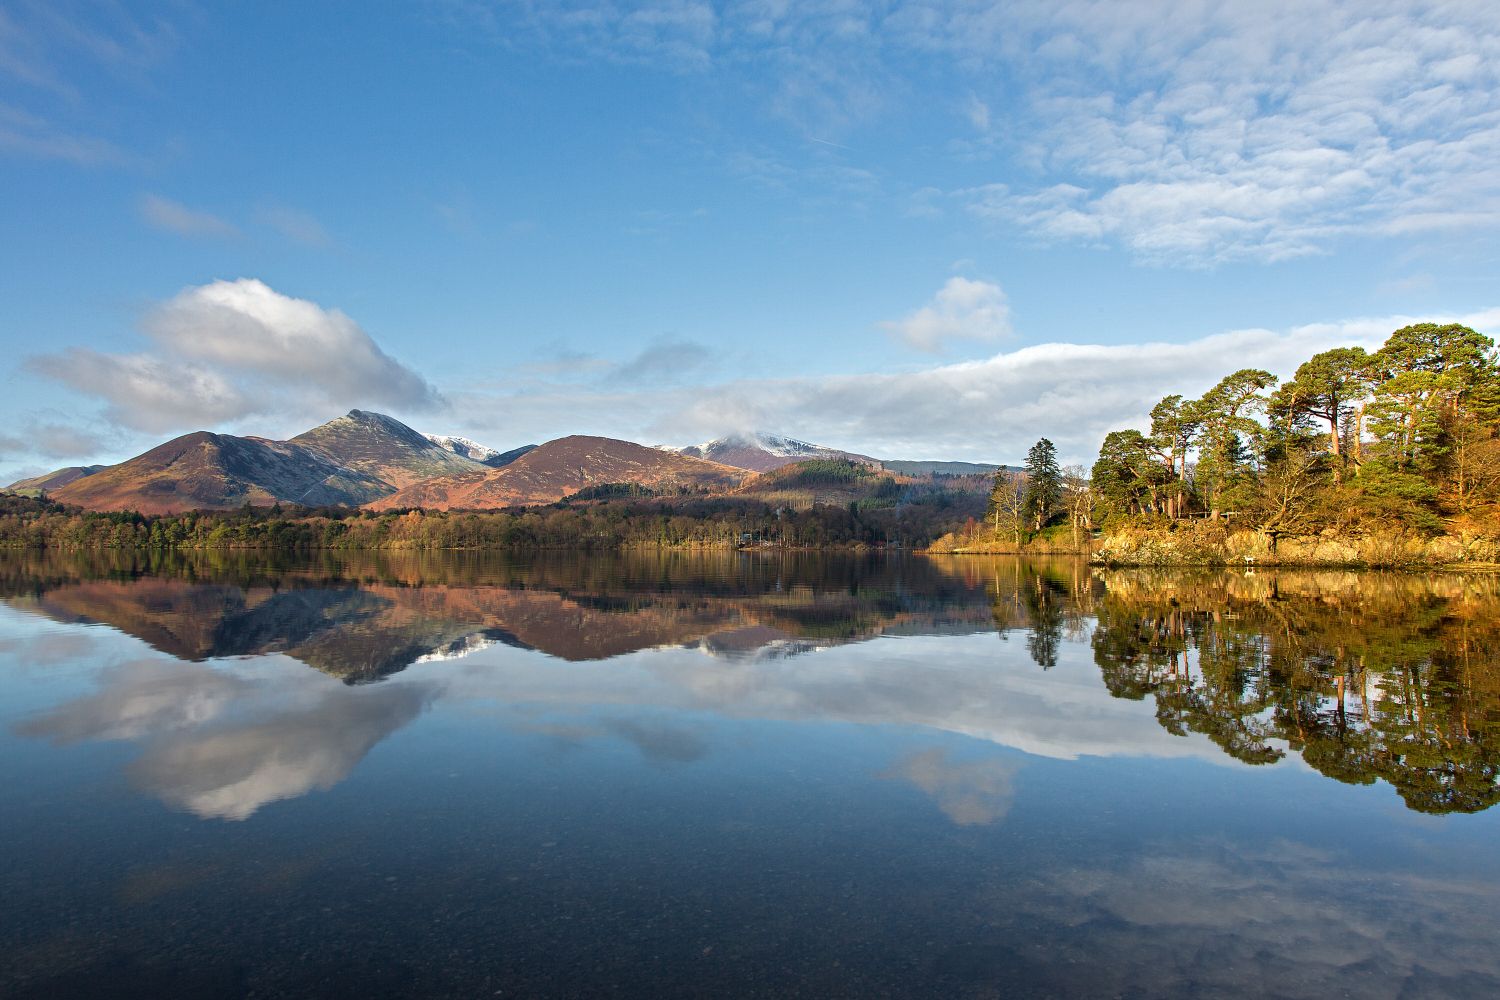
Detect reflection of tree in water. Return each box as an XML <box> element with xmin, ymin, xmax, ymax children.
<box><xmin>1092</xmin><ymin>571</ymin><xmax>1500</xmax><ymax>814</ymax></box>
<box><xmin>983</xmin><ymin>559</ymin><xmax>1098</xmax><ymax>670</ymax></box>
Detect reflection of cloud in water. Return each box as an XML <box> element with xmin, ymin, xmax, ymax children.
<box><xmin>0</xmin><ymin>628</ymin><xmax>98</xmax><ymax>666</ymax></box>
<box><xmin>603</xmin><ymin>717</ymin><xmax>708</xmax><ymax>764</ymax></box>
<box><xmin>883</xmin><ymin>748</ymin><xmax>1018</xmax><ymax>826</ymax></box>
<box><xmin>18</xmin><ymin>659</ymin><xmax>248</xmax><ymax>742</ymax></box>
<box><xmin>447</xmin><ymin>634</ymin><xmax>1236</xmax><ymax>765</ymax></box>
<box><xmin>16</xmin><ymin>656</ymin><xmax>435</xmax><ymax>821</ymax></box>
<box><xmin>991</xmin><ymin>840</ymin><xmax>1500</xmax><ymax>998</ymax></box>
<box><xmin>523</xmin><ymin>715</ymin><xmax>709</xmax><ymax>765</ymax></box>
<box><xmin>128</xmin><ymin>684</ymin><xmax>429</xmax><ymax>820</ymax></box>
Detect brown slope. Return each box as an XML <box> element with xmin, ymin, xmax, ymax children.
<box><xmin>5</xmin><ymin>465</ymin><xmax>107</xmax><ymax>495</ymax></box>
<box><xmin>367</xmin><ymin>435</ymin><xmax>748</xmax><ymax>511</ymax></box>
<box><xmin>51</xmin><ymin>432</ymin><xmax>391</xmax><ymax>514</ymax></box>
<box><xmin>290</xmin><ymin>409</ymin><xmax>487</xmax><ymax>490</ymax></box>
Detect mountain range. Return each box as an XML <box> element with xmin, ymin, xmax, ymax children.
<box><xmin>6</xmin><ymin>410</ymin><xmax>1004</xmax><ymax>514</ymax></box>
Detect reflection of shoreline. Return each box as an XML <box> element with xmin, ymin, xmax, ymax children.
<box><xmin>1091</xmin><ymin>570</ymin><xmax>1500</xmax><ymax>814</ymax></box>
<box><xmin>2</xmin><ymin>551</ymin><xmax>1023</xmax><ymax>678</ymax></box>
<box><xmin>8</xmin><ymin>624</ymin><xmax>1214</xmax><ymax>823</ymax></box>
<box><xmin>6</xmin><ymin>552</ymin><xmax>1499</xmax><ymax>816</ymax></box>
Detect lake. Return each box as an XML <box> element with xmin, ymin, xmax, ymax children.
<box><xmin>1</xmin><ymin>549</ymin><xmax>1497</xmax><ymax>998</ymax></box>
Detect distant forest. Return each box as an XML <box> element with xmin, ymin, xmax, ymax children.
<box><xmin>0</xmin><ymin>474</ymin><xmax>984</xmax><ymax>552</ymax></box>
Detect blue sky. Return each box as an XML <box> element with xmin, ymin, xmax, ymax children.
<box><xmin>3</xmin><ymin>0</ymin><xmax>1498</xmax><ymax>477</ymax></box>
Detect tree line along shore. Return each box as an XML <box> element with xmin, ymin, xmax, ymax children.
<box><xmin>0</xmin><ymin>489</ymin><xmax>979</xmax><ymax>553</ymax></box>
<box><xmin>930</xmin><ymin>322</ymin><xmax>1500</xmax><ymax>567</ymax></box>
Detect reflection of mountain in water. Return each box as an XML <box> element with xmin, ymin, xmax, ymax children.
<box><xmin>5</xmin><ymin>551</ymin><xmax>1499</xmax><ymax>815</ymax></box>
<box><xmin>0</xmin><ymin>550</ymin><xmax>1004</xmax><ymax>681</ymax></box>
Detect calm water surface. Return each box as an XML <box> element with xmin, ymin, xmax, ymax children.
<box><xmin>1</xmin><ymin>550</ymin><xmax>1498</xmax><ymax>998</ymax></box>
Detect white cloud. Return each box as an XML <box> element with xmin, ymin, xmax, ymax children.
<box><xmin>447</xmin><ymin>306</ymin><xmax>1500</xmax><ymax>465</ymax></box>
<box><xmin>26</xmin><ymin>349</ymin><xmax>252</xmax><ymax>434</ymax></box>
<box><xmin>882</xmin><ymin>277</ymin><xmax>1013</xmax><ymax>352</ymax></box>
<box><xmin>139</xmin><ymin>193</ymin><xmax>237</xmax><ymax>238</ymax></box>
<box><xmin>948</xmin><ymin>1</ymin><xmax>1500</xmax><ymax>264</ymax></box>
<box><xmin>27</xmin><ymin>279</ymin><xmax>441</xmax><ymax>435</ymax></box>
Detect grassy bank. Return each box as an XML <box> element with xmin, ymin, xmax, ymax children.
<box><xmin>1092</xmin><ymin>521</ymin><xmax>1500</xmax><ymax>569</ymax></box>
<box><xmin>924</xmin><ymin>522</ymin><xmax>1091</xmax><ymax>556</ymax></box>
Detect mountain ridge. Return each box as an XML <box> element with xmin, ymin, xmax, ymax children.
<box><xmin>15</xmin><ymin>412</ymin><xmax>1009</xmax><ymax>514</ymax></box>
<box><xmin>48</xmin><ymin>431</ymin><xmax>394</xmax><ymax>514</ymax></box>
<box><xmin>368</xmin><ymin>435</ymin><xmax>748</xmax><ymax>511</ymax></box>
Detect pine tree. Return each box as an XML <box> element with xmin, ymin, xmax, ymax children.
<box><xmin>1023</xmin><ymin>438</ymin><xmax>1061</xmax><ymax>531</ymax></box>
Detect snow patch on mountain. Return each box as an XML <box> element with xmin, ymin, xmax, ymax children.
<box><xmin>657</xmin><ymin>432</ymin><xmax>880</xmax><ymax>472</ymax></box>
<box><xmin>661</xmin><ymin>432</ymin><xmax>853</xmax><ymax>460</ymax></box>
<box><xmin>426</xmin><ymin>434</ymin><xmax>504</xmax><ymax>464</ymax></box>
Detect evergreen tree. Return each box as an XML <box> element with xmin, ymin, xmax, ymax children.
<box><xmin>1023</xmin><ymin>438</ymin><xmax>1062</xmax><ymax>531</ymax></box>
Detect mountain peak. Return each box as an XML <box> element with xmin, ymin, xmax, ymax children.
<box><xmin>290</xmin><ymin>410</ymin><xmax>486</xmax><ymax>490</ymax></box>
<box><xmin>663</xmin><ymin>432</ymin><xmax>879</xmax><ymax>473</ymax></box>
<box><xmin>425</xmin><ymin>434</ymin><xmax>537</xmax><ymax>469</ymax></box>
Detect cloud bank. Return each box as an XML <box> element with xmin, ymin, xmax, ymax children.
<box><xmin>450</xmin><ymin>306</ymin><xmax>1500</xmax><ymax>465</ymax></box>
<box><xmin>27</xmin><ymin>278</ymin><xmax>442</xmax><ymax>435</ymax></box>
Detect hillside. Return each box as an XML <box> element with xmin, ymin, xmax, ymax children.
<box><xmin>49</xmin><ymin>432</ymin><xmax>392</xmax><ymax>514</ymax></box>
<box><xmin>368</xmin><ymin>435</ymin><xmax>748</xmax><ymax>510</ymax></box>
<box><xmin>291</xmin><ymin>409</ymin><xmax>487</xmax><ymax>489</ymax></box>
<box><xmin>5</xmin><ymin>465</ymin><xmax>106</xmax><ymax>496</ymax></box>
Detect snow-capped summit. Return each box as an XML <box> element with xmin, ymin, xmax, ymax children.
<box><xmin>662</xmin><ymin>432</ymin><xmax>880</xmax><ymax>473</ymax></box>
<box><xmin>425</xmin><ymin>434</ymin><xmax>503</xmax><ymax>463</ymax></box>
<box><xmin>425</xmin><ymin>434</ymin><xmax>537</xmax><ymax>469</ymax></box>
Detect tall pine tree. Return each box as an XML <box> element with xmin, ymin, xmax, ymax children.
<box><xmin>1024</xmin><ymin>438</ymin><xmax>1062</xmax><ymax>531</ymax></box>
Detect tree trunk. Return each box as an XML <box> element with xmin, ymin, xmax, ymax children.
<box><xmin>1352</xmin><ymin>403</ymin><xmax>1364</xmax><ymax>464</ymax></box>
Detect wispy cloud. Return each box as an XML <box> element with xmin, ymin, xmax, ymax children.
<box><xmin>439</xmin><ymin>1</ymin><xmax>1500</xmax><ymax>266</ymax></box>
<box><xmin>256</xmin><ymin>204</ymin><xmax>332</xmax><ymax>247</ymax></box>
<box><xmin>139</xmin><ymin>193</ymin><xmax>237</xmax><ymax>238</ymax></box>
<box><xmin>26</xmin><ymin>349</ymin><xmax>253</xmax><ymax>434</ymax></box>
<box><xmin>0</xmin><ymin>102</ymin><xmax>131</xmax><ymax>165</ymax></box>
<box><xmin>950</xmin><ymin>1</ymin><xmax>1500</xmax><ymax>264</ymax></box>
<box><xmin>25</xmin><ymin>421</ymin><xmax>109</xmax><ymax>459</ymax></box>
<box><xmin>0</xmin><ymin>1</ymin><xmax>183</xmax><ymax>165</ymax></box>
<box><xmin>606</xmin><ymin>336</ymin><xmax>715</xmax><ymax>385</ymax></box>
<box><xmin>0</xmin><ymin>415</ymin><xmax>115</xmax><ymax>472</ymax></box>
